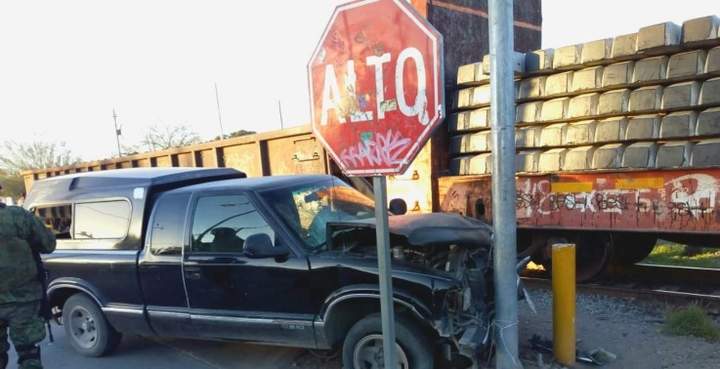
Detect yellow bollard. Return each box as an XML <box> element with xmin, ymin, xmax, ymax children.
<box><xmin>552</xmin><ymin>243</ymin><xmax>576</xmax><ymax>366</ymax></box>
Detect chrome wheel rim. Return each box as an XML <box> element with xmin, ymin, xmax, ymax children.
<box><xmin>353</xmin><ymin>334</ymin><xmax>409</xmax><ymax>369</ymax></box>
<box><xmin>69</xmin><ymin>306</ymin><xmax>98</xmax><ymax>349</ymax></box>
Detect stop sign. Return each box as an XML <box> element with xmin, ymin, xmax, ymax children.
<box><xmin>309</xmin><ymin>0</ymin><xmax>444</xmax><ymax>176</ymax></box>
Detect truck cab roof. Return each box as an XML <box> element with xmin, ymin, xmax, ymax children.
<box><xmin>25</xmin><ymin>168</ymin><xmax>245</xmax><ymax>207</ymax></box>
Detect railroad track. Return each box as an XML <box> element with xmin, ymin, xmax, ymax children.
<box><xmin>522</xmin><ymin>263</ymin><xmax>720</xmax><ymax>313</ymax></box>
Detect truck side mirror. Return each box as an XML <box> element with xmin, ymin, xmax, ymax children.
<box><xmin>244</xmin><ymin>234</ymin><xmax>289</xmax><ymax>259</ymax></box>
<box><xmin>389</xmin><ymin>198</ymin><xmax>407</xmax><ymax>215</ymax></box>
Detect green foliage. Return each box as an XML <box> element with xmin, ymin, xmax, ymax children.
<box><xmin>0</xmin><ymin>141</ymin><xmax>80</xmax><ymax>174</ymax></box>
<box><xmin>644</xmin><ymin>244</ymin><xmax>720</xmax><ymax>268</ymax></box>
<box><xmin>663</xmin><ymin>305</ymin><xmax>720</xmax><ymax>341</ymax></box>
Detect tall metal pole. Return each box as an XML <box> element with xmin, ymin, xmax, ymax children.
<box><xmin>277</xmin><ymin>99</ymin><xmax>285</xmax><ymax>129</ymax></box>
<box><xmin>112</xmin><ymin>109</ymin><xmax>122</xmax><ymax>158</ymax></box>
<box><xmin>373</xmin><ymin>176</ymin><xmax>397</xmax><ymax>369</ymax></box>
<box><xmin>489</xmin><ymin>0</ymin><xmax>521</xmax><ymax>368</ymax></box>
<box><xmin>214</xmin><ymin>83</ymin><xmax>226</xmax><ymax>139</ymax></box>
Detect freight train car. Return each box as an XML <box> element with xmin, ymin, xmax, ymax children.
<box><xmin>444</xmin><ymin>15</ymin><xmax>720</xmax><ymax>280</ymax></box>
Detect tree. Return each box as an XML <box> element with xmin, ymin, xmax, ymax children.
<box><xmin>141</xmin><ymin>124</ymin><xmax>201</xmax><ymax>151</ymax></box>
<box><xmin>0</xmin><ymin>141</ymin><xmax>80</xmax><ymax>175</ymax></box>
<box><xmin>213</xmin><ymin>129</ymin><xmax>256</xmax><ymax>141</ymax></box>
<box><xmin>0</xmin><ymin>171</ymin><xmax>25</xmax><ymax>199</ymax></box>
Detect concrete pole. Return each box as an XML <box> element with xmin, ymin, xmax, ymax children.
<box><xmin>488</xmin><ymin>0</ymin><xmax>521</xmax><ymax>368</ymax></box>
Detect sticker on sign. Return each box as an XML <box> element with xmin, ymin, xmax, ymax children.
<box><xmin>308</xmin><ymin>0</ymin><xmax>444</xmax><ymax>176</ymax></box>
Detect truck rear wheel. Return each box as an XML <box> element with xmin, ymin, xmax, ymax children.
<box><xmin>342</xmin><ymin>313</ymin><xmax>433</xmax><ymax>369</ymax></box>
<box><xmin>62</xmin><ymin>294</ymin><xmax>122</xmax><ymax>357</ymax></box>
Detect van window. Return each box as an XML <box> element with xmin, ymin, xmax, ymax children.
<box><xmin>190</xmin><ymin>195</ymin><xmax>274</xmax><ymax>253</ymax></box>
<box><xmin>34</xmin><ymin>205</ymin><xmax>73</xmax><ymax>239</ymax></box>
<box><xmin>74</xmin><ymin>200</ymin><xmax>131</xmax><ymax>239</ymax></box>
<box><xmin>150</xmin><ymin>193</ymin><xmax>190</xmax><ymax>256</ymax></box>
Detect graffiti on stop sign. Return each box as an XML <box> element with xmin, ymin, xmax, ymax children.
<box><xmin>308</xmin><ymin>0</ymin><xmax>443</xmax><ymax>176</ymax></box>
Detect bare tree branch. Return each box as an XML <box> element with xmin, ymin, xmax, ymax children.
<box><xmin>140</xmin><ymin>124</ymin><xmax>201</xmax><ymax>151</ymax></box>
<box><xmin>0</xmin><ymin>141</ymin><xmax>81</xmax><ymax>174</ymax></box>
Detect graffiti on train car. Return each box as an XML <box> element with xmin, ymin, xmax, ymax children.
<box><xmin>439</xmin><ymin>169</ymin><xmax>720</xmax><ymax>232</ymax></box>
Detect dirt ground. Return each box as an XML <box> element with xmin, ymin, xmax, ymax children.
<box><xmin>291</xmin><ymin>287</ymin><xmax>719</xmax><ymax>369</ymax></box>
<box><xmin>519</xmin><ymin>289</ymin><xmax>719</xmax><ymax>369</ymax></box>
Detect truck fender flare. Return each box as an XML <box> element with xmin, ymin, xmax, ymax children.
<box><xmin>319</xmin><ymin>284</ymin><xmax>433</xmax><ymax>323</ymax></box>
<box><xmin>48</xmin><ymin>278</ymin><xmax>106</xmax><ymax>308</ymax></box>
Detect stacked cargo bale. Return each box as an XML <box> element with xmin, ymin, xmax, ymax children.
<box><xmin>450</xmin><ymin>15</ymin><xmax>720</xmax><ymax>175</ymax></box>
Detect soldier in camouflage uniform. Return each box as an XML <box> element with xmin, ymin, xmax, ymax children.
<box><xmin>0</xmin><ymin>185</ymin><xmax>56</xmax><ymax>369</ymax></box>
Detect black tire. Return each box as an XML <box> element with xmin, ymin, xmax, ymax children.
<box><xmin>342</xmin><ymin>313</ymin><xmax>433</xmax><ymax>369</ymax></box>
<box><xmin>62</xmin><ymin>294</ymin><xmax>122</xmax><ymax>357</ymax></box>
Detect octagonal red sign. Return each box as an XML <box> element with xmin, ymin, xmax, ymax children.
<box><xmin>309</xmin><ymin>0</ymin><xmax>444</xmax><ymax>176</ymax></box>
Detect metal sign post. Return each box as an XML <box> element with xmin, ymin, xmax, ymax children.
<box><xmin>488</xmin><ymin>0</ymin><xmax>521</xmax><ymax>368</ymax></box>
<box><xmin>373</xmin><ymin>176</ymin><xmax>397</xmax><ymax>369</ymax></box>
<box><xmin>309</xmin><ymin>1</ymin><xmax>444</xmax><ymax>368</ymax></box>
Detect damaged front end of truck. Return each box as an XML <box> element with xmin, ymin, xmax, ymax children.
<box><xmin>326</xmin><ymin>212</ymin><xmax>505</xmax><ymax>367</ymax></box>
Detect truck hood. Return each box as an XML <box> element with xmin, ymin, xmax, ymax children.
<box><xmin>329</xmin><ymin>213</ymin><xmax>493</xmax><ymax>249</ymax></box>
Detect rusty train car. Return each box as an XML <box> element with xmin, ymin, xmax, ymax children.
<box><xmin>21</xmin><ymin>5</ymin><xmax>720</xmax><ymax>280</ymax></box>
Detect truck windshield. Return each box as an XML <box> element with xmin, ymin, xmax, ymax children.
<box><xmin>261</xmin><ymin>178</ymin><xmax>375</xmax><ymax>253</ymax></box>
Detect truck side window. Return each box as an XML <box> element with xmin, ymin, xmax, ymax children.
<box><xmin>34</xmin><ymin>205</ymin><xmax>73</xmax><ymax>239</ymax></box>
<box><xmin>190</xmin><ymin>195</ymin><xmax>275</xmax><ymax>253</ymax></box>
<box><xmin>150</xmin><ymin>193</ymin><xmax>190</xmax><ymax>256</ymax></box>
<box><xmin>74</xmin><ymin>200</ymin><xmax>131</xmax><ymax>240</ymax></box>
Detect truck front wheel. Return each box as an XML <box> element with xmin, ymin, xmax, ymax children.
<box><xmin>62</xmin><ymin>294</ymin><xmax>122</xmax><ymax>357</ymax></box>
<box><xmin>342</xmin><ymin>313</ymin><xmax>433</xmax><ymax>369</ymax></box>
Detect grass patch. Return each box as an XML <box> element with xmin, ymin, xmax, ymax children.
<box><xmin>643</xmin><ymin>244</ymin><xmax>720</xmax><ymax>268</ymax></box>
<box><xmin>663</xmin><ymin>305</ymin><xmax>720</xmax><ymax>341</ymax></box>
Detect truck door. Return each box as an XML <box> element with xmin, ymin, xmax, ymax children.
<box><xmin>139</xmin><ymin>192</ymin><xmax>194</xmax><ymax>338</ymax></box>
<box><xmin>182</xmin><ymin>192</ymin><xmax>315</xmax><ymax>347</ymax></box>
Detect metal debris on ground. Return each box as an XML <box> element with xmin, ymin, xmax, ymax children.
<box><xmin>529</xmin><ymin>334</ymin><xmax>617</xmax><ymax>366</ymax></box>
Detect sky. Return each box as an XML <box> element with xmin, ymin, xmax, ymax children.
<box><xmin>0</xmin><ymin>0</ymin><xmax>718</xmax><ymax>161</ymax></box>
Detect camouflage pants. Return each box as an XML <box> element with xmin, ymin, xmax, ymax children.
<box><xmin>0</xmin><ymin>301</ymin><xmax>45</xmax><ymax>369</ymax></box>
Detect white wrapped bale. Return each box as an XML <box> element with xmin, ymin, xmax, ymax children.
<box><xmin>667</xmin><ymin>50</ymin><xmax>707</xmax><ymax>79</ymax></box>
<box><xmin>592</xmin><ymin>143</ymin><xmax>625</xmax><ymax>169</ymax></box>
<box><xmin>700</xmin><ymin>77</ymin><xmax>720</xmax><ymax>105</ymax></box>
<box><xmin>659</xmin><ymin>111</ymin><xmax>698</xmax><ymax>138</ymax></box>
<box><xmin>633</xmin><ymin>56</ymin><xmax>668</xmax><ymax>83</ymax></box>
<box><xmin>602</xmin><ymin>61</ymin><xmax>634</xmax><ymax>88</ymax></box>
<box><xmin>539</xmin><ymin>98</ymin><xmax>569</xmax><ymax>121</ymax></box>
<box><xmin>595</xmin><ymin>117</ymin><xmax>628</xmax><ymax>143</ymax></box>
<box><xmin>611</xmin><ymin>33</ymin><xmax>638</xmax><ymax>58</ymax></box>
<box><xmin>539</xmin><ymin>123</ymin><xmax>568</xmax><ymax>147</ymax></box>
<box><xmin>571</xmin><ymin>66</ymin><xmax>603</xmax><ymax>92</ymax></box>
<box><xmin>622</xmin><ymin>142</ymin><xmax>657</xmax><ymax>168</ymax></box>
<box><xmin>696</xmin><ymin>107</ymin><xmax>720</xmax><ymax>136</ymax></box>
<box><xmin>516</xmin><ymin>102</ymin><xmax>541</xmax><ymax>123</ymax></box>
<box><xmin>568</xmin><ymin>93</ymin><xmax>600</xmax><ymax>118</ymax></box>
<box><xmin>565</xmin><ymin>120</ymin><xmax>596</xmax><ymax>145</ymax></box>
<box><xmin>656</xmin><ymin>141</ymin><xmax>692</xmax><ymax>168</ymax></box>
<box><xmin>691</xmin><ymin>138</ymin><xmax>720</xmax><ymax>166</ymax></box>
<box><xmin>538</xmin><ymin>148</ymin><xmax>568</xmax><ymax>172</ymax></box>
<box><xmin>563</xmin><ymin>146</ymin><xmax>596</xmax><ymax>171</ymax></box>
<box><xmin>581</xmin><ymin>39</ymin><xmax>612</xmax><ymax>64</ymax></box>
<box><xmin>637</xmin><ymin>22</ymin><xmax>681</xmax><ymax>51</ymax></box>
<box><xmin>662</xmin><ymin>81</ymin><xmax>700</xmax><ymax>109</ymax></box>
<box><xmin>597</xmin><ymin>89</ymin><xmax>630</xmax><ymax>115</ymax></box>
<box><xmin>682</xmin><ymin>16</ymin><xmax>720</xmax><ymax>44</ymax></box>
<box><xmin>626</xmin><ymin>115</ymin><xmax>660</xmax><ymax>140</ymax></box>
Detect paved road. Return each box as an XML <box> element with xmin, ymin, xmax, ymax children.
<box><xmin>6</xmin><ymin>324</ymin><xmax>307</xmax><ymax>369</ymax></box>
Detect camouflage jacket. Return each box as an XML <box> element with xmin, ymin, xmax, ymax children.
<box><xmin>0</xmin><ymin>204</ymin><xmax>56</xmax><ymax>304</ymax></box>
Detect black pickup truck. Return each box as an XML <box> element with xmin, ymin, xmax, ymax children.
<box><xmin>25</xmin><ymin>168</ymin><xmax>502</xmax><ymax>369</ymax></box>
